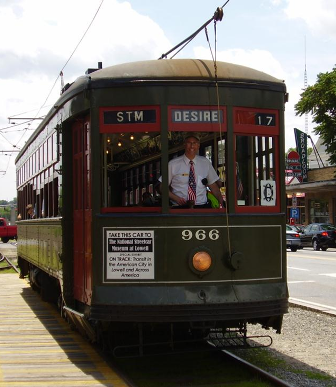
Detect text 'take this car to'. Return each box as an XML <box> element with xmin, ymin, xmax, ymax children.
<box><xmin>300</xmin><ymin>223</ymin><xmax>336</xmax><ymax>251</ymax></box>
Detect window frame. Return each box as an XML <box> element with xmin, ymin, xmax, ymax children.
<box><xmin>233</xmin><ymin>107</ymin><xmax>280</xmax><ymax>213</ymax></box>
<box><xmin>99</xmin><ymin>105</ymin><xmax>227</xmax><ymax>213</ymax></box>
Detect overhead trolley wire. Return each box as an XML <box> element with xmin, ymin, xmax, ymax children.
<box><xmin>0</xmin><ymin>0</ymin><xmax>105</xmax><ymax>135</ymax></box>
<box><xmin>0</xmin><ymin>120</ymin><xmax>33</xmax><ymax>133</ymax></box>
<box><xmin>0</xmin><ymin>0</ymin><xmax>105</xmax><ymax>176</ymax></box>
<box><xmin>34</xmin><ymin>0</ymin><xmax>105</xmax><ymax>121</ymax></box>
<box><xmin>0</xmin><ymin>0</ymin><xmax>104</xmax><ymax>158</ymax></box>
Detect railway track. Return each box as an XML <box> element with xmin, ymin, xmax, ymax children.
<box><xmin>0</xmin><ymin>252</ymin><xmax>19</xmax><ymax>273</ymax></box>
<box><xmin>221</xmin><ymin>350</ymin><xmax>293</xmax><ymax>387</ymax></box>
<box><xmin>111</xmin><ymin>342</ymin><xmax>295</xmax><ymax>387</ymax></box>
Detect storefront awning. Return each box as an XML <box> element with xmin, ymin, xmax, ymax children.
<box><xmin>286</xmin><ymin>180</ymin><xmax>336</xmax><ymax>194</ymax></box>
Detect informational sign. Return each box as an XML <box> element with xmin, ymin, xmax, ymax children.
<box><xmin>294</xmin><ymin>128</ymin><xmax>308</xmax><ymax>182</ymax></box>
<box><xmin>260</xmin><ymin>180</ymin><xmax>276</xmax><ymax>206</ymax></box>
<box><xmin>290</xmin><ymin>208</ymin><xmax>300</xmax><ymax>219</ymax></box>
<box><xmin>286</xmin><ymin>150</ymin><xmax>302</xmax><ymax>181</ymax></box>
<box><xmin>105</xmin><ymin>229</ymin><xmax>154</xmax><ymax>280</ymax></box>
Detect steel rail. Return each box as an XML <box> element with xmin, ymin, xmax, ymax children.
<box><xmin>221</xmin><ymin>350</ymin><xmax>293</xmax><ymax>387</ymax></box>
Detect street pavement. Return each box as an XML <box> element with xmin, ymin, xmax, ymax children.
<box><xmin>287</xmin><ymin>247</ymin><xmax>336</xmax><ymax>315</ymax></box>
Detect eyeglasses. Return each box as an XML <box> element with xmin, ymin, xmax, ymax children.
<box><xmin>185</xmin><ymin>141</ymin><xmax>199</xmax><ymax>145</ymax></box>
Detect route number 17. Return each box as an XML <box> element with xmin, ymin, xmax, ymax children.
<box><xmin>256</xmin><ymin>113</ymin><xmax>276</xmax><ymax>126</ymax></box>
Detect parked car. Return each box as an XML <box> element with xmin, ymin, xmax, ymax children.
<box><xmin>300</xmin><ymin>223</ymin><xmax>336</xmax><ymax>251</ymax></box>
<box><xmin>286</xmin><ymin>225</ymin><xmax>302</xmax><ymax>252</ymax></box>
<box><xmin>287</xmin><ymin>224</ymin><xmax>304</xmax><ymax>234</ymax></box>
<box><xmin>0</xmin><ymin>218</ymin><xmax>17</xmax><ymax>243</ymax></box>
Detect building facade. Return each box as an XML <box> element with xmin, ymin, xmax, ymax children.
<box><xmin>286</xmin><ymin>166</ymin><xmax>336</xmax><ymax>226</ymax></box>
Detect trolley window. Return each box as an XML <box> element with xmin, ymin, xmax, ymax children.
<box><xmin>234</xmin><ymin>107</ymin><xmax>280</xmax><ymax>213</ymax></box>
<box><xmin>101</xmin><ymin>131</ymin><xmax>162</xmax><ymax>211</ymax></box>
<box><xmin>166</xmin><ymin>105</ymin><xmax>227</xmax><ymax>213</ymax></box>
<box><xmin>100</xmin><ymin>106</ymin><xmax>227</xmax><ymax>213</ymax></box>
<box><xmin>166</xmin><ymin>131</ymin><xmax>226</xmax><ymax>212</ymax></box>
<box><xmin>16</xmin><ymin>126</ymin><xmax>61</xmax><ymax>219</ymax></box>
<box><xmin>100</xmin><ymin>106</ymin><xmax>162</xmax><ymax>212</ymax></box>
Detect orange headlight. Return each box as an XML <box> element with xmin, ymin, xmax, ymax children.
<box><xmin>192</xmin><ymin>251</ymin><xmax>212</xmax><ymax>272</ymax></box>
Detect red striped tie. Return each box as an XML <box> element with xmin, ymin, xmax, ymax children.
<box><xmin>188</xmin><ymin>160</ymin><xmax>196</xmax><ymax>201</ymax></box>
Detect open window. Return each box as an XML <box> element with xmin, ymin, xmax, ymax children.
<box><xmin>166</xmin><ymin>131</ymin><xmax>226</xmax><ymax>211</ymax></box>
<box><xmin>234</xmin><ymin>107</ymin><xmax>280</xmax><ymax>213</ymax></box>
<box><xmin>101</xmin><ymin>131</ymin><xmax>162</xmax><ymax>210</ymax></box>
<box><xmin>100</xmin><ymin>106</ymin><xmax>227</xmax><ymax>213</ymax></box>
<box><xmin>166</xmin><ymin>106</ymin><xmax>227</xmax><ymax>212</ymax></box>
<box><xmin>100</xmin><ymin>105</ymin><xmax>162</xmax><ymax>212</ymax></box>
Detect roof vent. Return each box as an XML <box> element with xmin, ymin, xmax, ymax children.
<box><xmin>85</xmin><ymin>62</ymin><xmax>103</xmax><ymax>75</ymax></box>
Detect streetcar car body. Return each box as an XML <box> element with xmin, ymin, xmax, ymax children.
<box><xmin>16</xmin><ymin>59</ymin><xmax>288</xmax><ymax>352</ymax></box>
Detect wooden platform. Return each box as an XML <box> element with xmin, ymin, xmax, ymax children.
<box><xmin>0</xmin><ymin>274</ymin><xmax>129</xmax><ymax>387</ymax></box>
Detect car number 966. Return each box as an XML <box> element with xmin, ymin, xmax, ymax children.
<box><xmin>182</xmin><ymin>229</ymin><xmax>220</xmax><ymax>241</ymax></box>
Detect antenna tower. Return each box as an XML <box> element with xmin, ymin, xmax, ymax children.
<box><xmin>304</xmin><ymin>37</ymin><xmax>308</xmax><ymax>134</ymax></box>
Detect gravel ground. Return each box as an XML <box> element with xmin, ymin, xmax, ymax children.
<box><xmin>231</xmin><ymin>306</ymin><xmax>336</xmax><ymax>387</ymax></box>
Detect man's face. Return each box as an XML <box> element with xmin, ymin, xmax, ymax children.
<box><xmin>184</xmin><ymin>137</ymin><xmax>200</xmax><ymax>159</ymax></box>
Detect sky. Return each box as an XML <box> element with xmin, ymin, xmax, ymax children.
<box><xmin>1</xmin><ymin>0</ymin><xmax>336</xmax><ymax>201</ymax></box>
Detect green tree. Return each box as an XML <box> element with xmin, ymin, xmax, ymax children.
<box><xmin>286</xmin><ymin>147</ymin><xmax>296</xmax><ymax>153</ymax></box>
<box><xmin>295</xmin><ymin>67</ymin><xmax>336</xmax><ymax>166</ymax></box>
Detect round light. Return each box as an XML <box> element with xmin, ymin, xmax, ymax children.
<box><xmin>192</xmin><ymin>251</ymin><xmax>212</xmax><ymax>272</ymax></box>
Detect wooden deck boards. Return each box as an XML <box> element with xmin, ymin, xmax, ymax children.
<box><xmin>0</xmin><ymin>274</ymin><xmax>129</xmax><ymax>387</ymax></box>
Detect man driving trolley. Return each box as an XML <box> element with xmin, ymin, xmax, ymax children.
<box><xmin>160</xmin><ymin>133</ymin><xmax>224</xmax><ymax>208</ymax></box>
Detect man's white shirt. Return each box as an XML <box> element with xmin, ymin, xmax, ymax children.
<box><xmin>167</xmin><ymin>154</ymin><xmax>218</xmax><ymax>205</ymax></box>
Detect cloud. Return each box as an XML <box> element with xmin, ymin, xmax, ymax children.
<box><xmin>0</xmin><ymin>0</ymin><xmax>171</xmax><ymax>78</ymax></box>
<box><xmin>0</xmin><ymin>0</ymin><xmax>172</xmax><ymax>120</ymax></box>
<box><xmin>0</xmin><ymin>0</ymin><xmax>173</xmax><ymax>200</ymax></box>
<box><xmin>285</xmin><ymin>0</ymin><xmax>336</xmax><ymax>39</ymax></box>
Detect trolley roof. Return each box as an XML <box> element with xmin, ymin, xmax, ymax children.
<box><xmin>89</xmin><ymin>59</ymin><xmax>284</xmax><ymax>83</ymax></box>
<box><xmin>69</xmin><ymin>59</ymin><xmax>286</xmax><ymax>91</ymax></box>
<box><xmin>16</xmin><ymin>59</ymin><xmax>286</xmax><ymax>162</ymax></box>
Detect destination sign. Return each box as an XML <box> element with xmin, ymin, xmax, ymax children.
<box><xmin>235</xmin><ymin>110</ymin><xmax>276</xmax><ymax>126</ymax></box>
<box><xmin>100</xmin><ymin>106</ymin><xmax>160</xmax><ymax>133</ymax></box>
<box><xmin>168</xmin><ymin>106</ymin><xmax>226</xmax><ymax>132</ymax></box>
<box><xmin>171</xmin><ymin>109</ymin><xmax>223</xmax><ymax>123</ymax></box>
<box><xmin>103</xmin><ymin>109</ymin><xmax>157</xmax><ymax>125</ymax></box>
